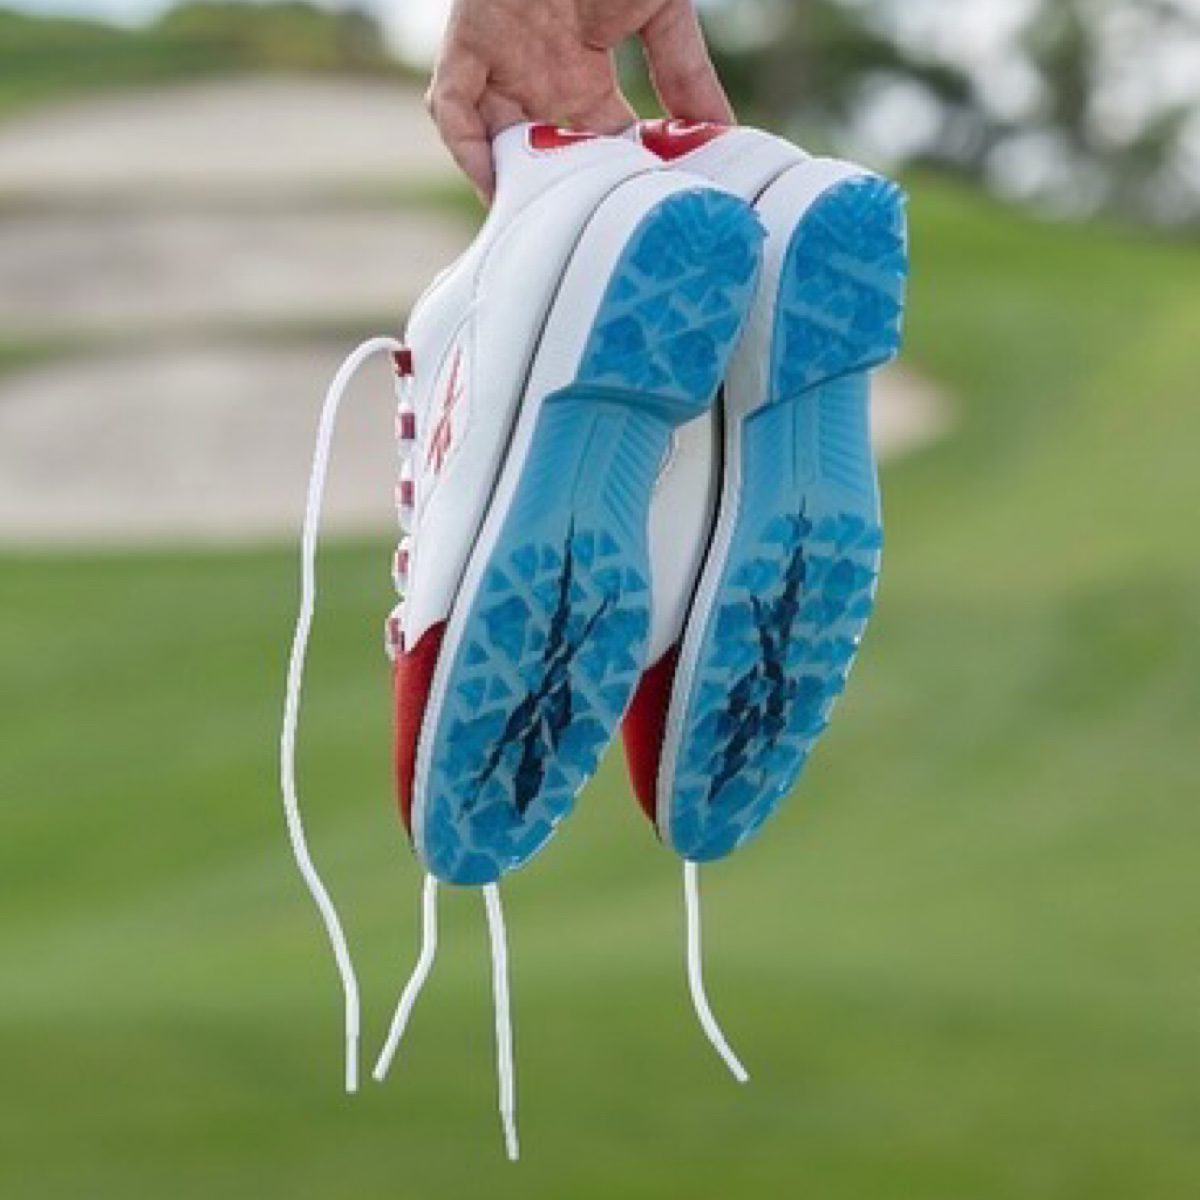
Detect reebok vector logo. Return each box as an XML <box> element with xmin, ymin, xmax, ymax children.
<box><xmin>427</xmin><ymin>344</ymin><xmax>466</xmax><ymax>475</ymax></box>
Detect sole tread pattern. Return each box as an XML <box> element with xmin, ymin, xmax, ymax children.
<box><xmin>421</xmin><ymin>189</ymin><xmax>763</xmax><ymax>884</ymax></box>
<box><xmin>667</xmin><ymin>175</ymin><xmax>908</xmax><ymax>862</ymax></box>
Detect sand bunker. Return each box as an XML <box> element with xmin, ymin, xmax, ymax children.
<box><xmin>0</xmin><ymin>207</ymin><xmax>469</xmax><ymax>337</ymax></box>
<box><xmin>0</xmin><ymin>77</ymin><xmax>456</xmax><ymax>202</ymax></box>
<box><xmin>0</xmin><ymin>348</ymin><xmax>948</xmax><ymax>546</ymax></box>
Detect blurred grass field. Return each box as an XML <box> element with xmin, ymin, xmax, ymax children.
<box><xmin>0</xmin><ymin>6</ymin><xmax>408</xmax><ymax>119</ymax></box>
<box><xmin>2</xmin><ymin>175</ymin><xmax>1199</xmax><ymax>1200</ymax></box>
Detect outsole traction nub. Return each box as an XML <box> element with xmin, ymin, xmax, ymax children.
<box><xmin>422</xmin><ymin>189</ymin><xmax>763</xmax><ymax>884</ymax></box>
<box><xmin>667</xmin><ymin>174</ymin><xmax>909</xmax><ymax>862</ymax></box>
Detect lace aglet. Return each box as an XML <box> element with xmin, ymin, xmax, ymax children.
<box><xmin>345</xmin><ymin>1033</ymin><xmax>360</xmax><ymax>1094</ymax></box>
<box><xmin>502</xmin><ymin>1112</ymin><xmax>520</xmax><ymax>1162</ymax></box>
<box><xmin>372</xmin><ymin>1030</ymin><xmax>402</xmax><ymax>1082</ymax></box>
<box><xmin>372</xmin><ymin>874</ymin><xmax>440</xmax><ymax>1086</ymax></box>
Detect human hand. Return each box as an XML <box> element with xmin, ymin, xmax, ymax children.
<box><xmin>427</xmin><ymin>0</ymin><xmax>733</xmax><ymax>198</ymax></box>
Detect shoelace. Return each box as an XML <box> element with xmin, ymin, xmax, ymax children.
<box><xmin>283</xmin><ymin>340</ymin><xmax>739</xmax><ymax>1147</ymax></box>
<box><xmin>684</xmin><ymin>860</ymin><xmax>750</xmax><ymax>1083</ymax></box>
<box><xmin>483</xmin><ymin>882</ymin><xmax>520</xmax><ymax>1161</ymax></box>
<box><xmin>281</xmin><ymin>335</ymin><xmax>405</xmax><ymax>1093</ymax></box>
<box><xmin>281</xmin><ymin>337</ymin><xmax>522</xmax><ymax>1158</ymax></box>
<box><xmin>372</xmin><ymin>876</ymin><xmax>520</xmax><ymax>1161</ymax></box>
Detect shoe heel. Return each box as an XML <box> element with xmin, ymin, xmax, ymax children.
<box><xmin>773</xmin><ymin>174</ymin><xmax>908</xmax><ymax>400</ymax></box>
<box><xmin>569</xmin><ymin>187</ymin><xmax>765</xmax><ymax>427</ymax></box>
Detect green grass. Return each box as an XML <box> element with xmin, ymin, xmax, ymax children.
<box><xmin>1</xmin><ymin>177</ymin><xmax>1198</xmax><ymax>1199</ymax></box>
<box><xmin>0</xmin><ymin>5</ymin><xmax>413</xmax><ymax>120</ymax></box>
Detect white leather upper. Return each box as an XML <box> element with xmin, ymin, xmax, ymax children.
<box><xmin>398</xmin><ymin>126</ymin><xmax>663</xmax><ymax>644</ymax></box>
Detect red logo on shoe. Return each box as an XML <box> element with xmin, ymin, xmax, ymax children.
<box><xmin>638</xmin><ymin>119</ymin><xmax>727</xmax><ymax>161</ymax></box>
<box><xmin>528</xmin><ymin>124</ymin><xmax>601</xmax><ymax>152</ymax></box>
<box><xmin>427</xmin><ymin>346</ymin><xmax>464</xmax><ymax>473</ymax></box>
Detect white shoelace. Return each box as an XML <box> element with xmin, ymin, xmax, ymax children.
<box><xmin>282</xmin><ymin>335</ymin><xmax>521</xmax><ymax>1158</ymax></box>
<box><xmin>684</xmin><ymin>860</ymin><xmax>749</xmax><ymax>1083</ymax></box>
<box><xmin>373</xmin><ymin>873</ymin><xmax>440</xmax><ymax>1081</ymax></box>
<box><xmin>280</xmin><ymin>335</ymin><xmax>405</xmax><ymax>1094</ymax></box>
<box><xmin>372</xmin><ymin>877</ymin><xmax>520</xmax><ymax>1160</ymax></box>
<box><xmin>484</xmin><ymin>883</ymin><xmax>520</xmax><ymax>1161</ymax></box>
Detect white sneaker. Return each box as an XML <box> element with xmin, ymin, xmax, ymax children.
<box><xmin>623</xmin><ymin>121</ymin><xmax>909</xmax><ymax>862</ymax></box>
<box><xmin>387</xmin><ymin>124</ymin><xmax>765</xmax><ymax>885</ymax></box>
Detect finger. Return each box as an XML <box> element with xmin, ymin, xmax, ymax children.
<box><xmin>478</xmin><ymin>91</ymin><xmax>527</xmax><ymax>137</ymax></box>
<box><xmin>567</xmin><ymin>86</ymin><xmax>637</xmax><ymax>135</ymax></box>
<box><xmin>640</xmin><ymin>0</ymin><xmax>735</xmax><ymax>125</ymax></box>
<box><xmin>427</xmin><ymin>63</ymin><xmax>495</xmax><ymax>199</ymax></box>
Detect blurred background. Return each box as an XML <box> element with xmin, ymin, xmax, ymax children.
<box><xmin>1</xmin><ymin>2</ymin><xmax>1198</xmax><ymax>1198</ymax></box>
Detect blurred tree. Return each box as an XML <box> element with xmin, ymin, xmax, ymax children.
<box><xmin>700</xmin><ymin>0</ymin><xmax>1200</xmax><ymax>227</ymax></box>
<box><xmin>154</xmin><ymin>1</ymin><xmax>392</xmax><ymax>74</ymax></box>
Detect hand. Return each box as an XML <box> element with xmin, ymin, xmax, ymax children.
<box><xmin>427</xmin><ymin>0</ymin><xmax>733</xmax><ymax>198</ymax></box>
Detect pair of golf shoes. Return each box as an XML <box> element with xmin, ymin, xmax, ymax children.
<box><xmin>384</xmin><ymin>120</ymin><xmax>908</xmax><ymax>884</ymax></box>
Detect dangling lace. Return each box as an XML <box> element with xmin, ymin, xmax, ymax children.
<box><xmin>280</xmin><ymin>335</ymin><xmax>406</xmax><ymax>1094</ymax></box>
<box><xmin>483</xmin><ymin>884</ymin><xmax>520</xmax><ymax>1161</ymax></box>
<box><xmin>683</xmin><ymin>860</ymin><xmax>749</xmax><ymax>1083</ymax></box>
<box><xmin>374</xmin><ymin>873</ymin><xmax>440</xmax><ymax>1081</ymax></box>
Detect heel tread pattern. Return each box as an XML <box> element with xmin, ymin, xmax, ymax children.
<box><xmin>776</xmin><ymin>176</ymin><xmax>907</xmax><ymax>399</ymax></box>
<box><xmin>580</xmin><ymin>189</ymin><xmax>763</xmax><ymax>421</ymax></box>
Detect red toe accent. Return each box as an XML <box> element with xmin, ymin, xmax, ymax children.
<box><xmin>393</xmin><ymin>621</ymin><xmax>447</xmax><ymax>833</ymax></box>
<box><xmin>621</xmin><ymin>645</ymin><xmax>681</xmax><ymax>827</ymax></box>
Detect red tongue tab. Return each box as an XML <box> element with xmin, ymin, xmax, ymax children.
<box><xmin>528</xmin><ymin>124</ymin><xmax>601</xmax><ymax>151</ymax></box>
<box><xmin>639</xmin><ymin>119</ymin><xmax>727</xmax><ymax>160</ymax></box>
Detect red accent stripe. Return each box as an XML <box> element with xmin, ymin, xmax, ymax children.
<box><xmin>393</xmin><ymin>621</ymin><xmax>447</xmax><ymax>833</ymax></box>
<box><xmin>427</xmin><ymin>346</ymin><xmax>463</xmax><ymax>472</ymax></box>
<box><xmin>621</xmin><ymin>644</ymin><xmax>682</xmax><ymax>827</ymax></box>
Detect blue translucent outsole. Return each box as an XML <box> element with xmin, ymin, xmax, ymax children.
<box><xmin>668</xmin><ymin>175</ymin><xmax>908</xmax><ymax>862</ymax></box>
<box><xmin>420</xmin><ymin>188</ymin><xmax>763</xmax><ymax>885</ymax></box>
